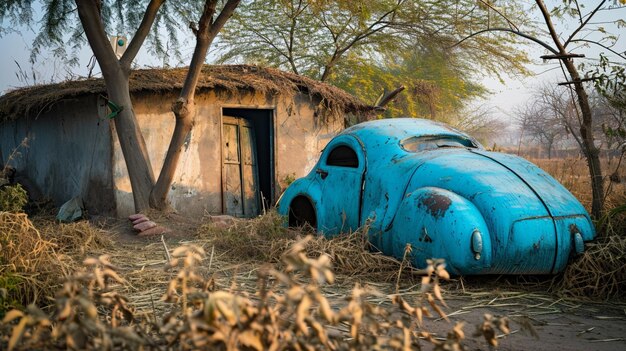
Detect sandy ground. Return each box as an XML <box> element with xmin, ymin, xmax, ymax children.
<box><xmin>98</xmin><ymin>216</ymin><xmax>626</xmax><ymax>351</ymax></box>
<box><xmin>441</xmin><ymin>293</ymin><xmax>626</xmax><ymax>351</ymax></box>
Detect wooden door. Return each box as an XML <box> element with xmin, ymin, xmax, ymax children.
<box><xmin>222</xmin><ymin>116</ymin><xmax>260</xmax><ymax>217</ymax></box>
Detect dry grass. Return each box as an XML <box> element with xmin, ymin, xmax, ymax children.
<box><xmin>0</xmin><ymin>213</ymin><xmax>117</xmax><ymax>314</ymax></box>
<box><xmin>36</xmin><ymin>217</ymin><xmax>114</xmax><ymax>256</ymax></box>
<box><xmin>553</xmin><ymin>235</ymin><xmax>626</xmax><ymax>300</ymax></box>
<box><xmin>196</xmin><ymin>211</ymin><xmax>404</xmax><ymax>281</ymax></box>
<box><xmin>0</xmin><ymin>212</ymin><xmax>58</xmax><ymax>311</ymax></box>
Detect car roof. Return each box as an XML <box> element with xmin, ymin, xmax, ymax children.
<box><xmin>341</xmin><ymin>118</ymin><xmax>475</xmax><ymax>144</ymax></box>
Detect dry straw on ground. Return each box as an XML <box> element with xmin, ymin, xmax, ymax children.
<box><xmin>554</xmin><ymin>234</ymin><xmax>626</xmax><ymax>300</ymax></box>
<box><xmin>197</xmin><ymin>211</ymin><xmax>404</xmax><ymax>281</ymax></box>
<box><xmin>0</xmin><ymin>212</ymin><xmax>57</xmax><ymax>309</ymax></box>
<box><xmin>36</xmin><ymin>218</ymin><xmax>114</xmax><ymax>256</ymax></box>
<box><xmin>0</xmin><ymin>213</ymin><xmax>116</xmax><ymax>312</ymax></box>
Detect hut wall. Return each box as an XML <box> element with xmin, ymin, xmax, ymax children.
<box><xmin>0</xmin><ymin>96</ymin><xmax>115</xmax><ymax>214</ymax></box>
<box><xmin>111</xmin><ymin>90</ymin><xmax>344</xmax><ymax>217</ymax></box>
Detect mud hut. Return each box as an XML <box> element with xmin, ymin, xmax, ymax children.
<box><xmin>0</xmin><ymin>65</ymin><xmax>373</xmax><ymax>217</ymax></box>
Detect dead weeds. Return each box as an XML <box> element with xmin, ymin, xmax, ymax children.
<box><xmin>1</xmin><ymin>236</ymin><xmax>512</xmax><ymax>350</ymax></box>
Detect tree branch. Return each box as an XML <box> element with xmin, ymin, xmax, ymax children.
<box><xmin>376</xmin><ymin>86</ymin><xmax>405</xmax><ymax>107</ymax></box>
<box><xmin>151</xmin><ymin>0</ymin><xmax>240</xmax><ymax>209</ymax></box>
<box><xmin>453</xmin><ymin>27</ymin><xmax>558</xmax><ymax>55</ymax></box>
<box><xmin>563</xmin><ymin>0</ymin><xmax>606</xmax><ymax>48</ymax></box>
<box><xmin>478</xmin><ymin>0</ymin><xmax>519</xmax><ymax>31</ymax></box>
<box><xmin>120</xmin><ymin>0</ymin><xmax>165</xmax><ymax>69</ymax></box>
<box><xmin>570</xmin><ymin>38</ymin><xmax>626</xmax><ymax>60</ymax></box>
<box><xmin>536</xmin><ymin>0</ymin><xmax>566</xmax><ymax>52</ymax></box>
<box><xmin>209</xmin><ymin>0</ymin><xmax>240</xmax><ymax>37</ymax></box>
<box><xmin>179</xmin><ymin>0</ymin><xmax>217</xmax><ymax>101</ymax></box>
<box><xmin>75</xmin><ymin>0</ymin><xmax>119</xmax><ymax>74</ymax></box>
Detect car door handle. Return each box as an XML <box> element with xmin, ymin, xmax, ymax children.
<box><xmin>316</xmin><ymin>168</ymin><xmax>328</xmax><ymax>179</ymax></box>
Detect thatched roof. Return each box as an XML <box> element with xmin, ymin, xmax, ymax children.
<box><xmin>0</xmin><ymin>65</ymin><xmax>374</xmax><ymax>122</ymax></box>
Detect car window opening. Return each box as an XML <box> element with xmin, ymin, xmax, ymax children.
<box><xmin>327</xmin><ymin>145</ymin><xmax>359</xmax><ymax>167</ymax></box>
<box><xmin>400</xmin><ymin>136</ymin><xmax>476</xmax><ymax>153</ymax></box>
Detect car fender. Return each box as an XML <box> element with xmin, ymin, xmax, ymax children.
<box><xmin>277</xmin><ymin>178</ymin><xmax>328</xmax><ymax>231</ymax></box>
<box><xmin>379</xmin><ymin>187</ymin><xmax>493</xmax><ymax>275</ymax></box>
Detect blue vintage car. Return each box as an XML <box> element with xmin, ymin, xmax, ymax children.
<box><xmin>277</xmin><ymin>118</ymin><xmax>595</xmax><ymax>275</ymax></box>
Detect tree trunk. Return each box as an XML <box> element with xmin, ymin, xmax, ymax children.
<box><xmin>76</xmin><ymin>0</ymin><xmax>157</xmax><ymax>212</ymax></box>
<box><xmin>562</xmin><ymin>59</ymin><xmax>604</xmax><ymax>218</ymax></box>
<box><xmin>106</xmin><ymin>73</ymin><xmax>156</xmax><ymax>211</ymax></box>
<box><xmin>149</xmin><ymin>98</ymin><xmax>194</xmax><ymax>209</ymax></box>
<box><xmin>536</xmin><ymin>0</ymin><xmax>604</xmax><ymax>219</ymax></box>
<box><xmin>150</xmin><ymin>0</ymin><xmax>240</xmax><ymax>209</ymax></box>
<box><xmin>547</xmin><ymin>141</ymin><xmax>553</xmax><ymax>159</ymax></box>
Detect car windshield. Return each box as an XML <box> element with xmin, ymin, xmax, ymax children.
<box><xmin>400</xmin><ymin>135</ymin><xmax>476</xmax><ymax>152</ymax></box>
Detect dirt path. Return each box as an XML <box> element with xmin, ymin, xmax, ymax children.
<box><xmin>441</xmin><ymin>293</ymin><xmax>626</xmax><ymax>351</ymax></box>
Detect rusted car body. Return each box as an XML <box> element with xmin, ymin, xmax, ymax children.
<box><xmin>277</xmin><ymin>118</ymin><xmax>595</xmax><ymax>275</ymax></box>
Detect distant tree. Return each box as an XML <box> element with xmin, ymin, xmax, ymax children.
<box><xmin>459</xmin><ymin>0</ymin><xmax>626</xmax><ymax>219</ymax></box>
<box><xmin>516</xmin><ymin>94</ymin><xmax>566</xmax><ymax>159</ymax></box>
<box><xmin>452</xmin><ymin>104</ymin><xmax>507</xmax><ymax>146</ymax></box>
<box><xmin>0</xmin><ymin>0</ymin><xmax>240</xmax><ymax>211</ymax></box>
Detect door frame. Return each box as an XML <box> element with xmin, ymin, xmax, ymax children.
<box><xmin>220</xmin><ymin>105</ymin><xmax>276</xmax><ymax>214</ymax></box>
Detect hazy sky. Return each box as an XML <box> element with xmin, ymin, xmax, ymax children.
<box><xmin>0</xmin><ymin>3</ymin><xmax>624</xmax><ymax>125</ymax></box>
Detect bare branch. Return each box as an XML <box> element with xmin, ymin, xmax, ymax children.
<box><xmin>563</xmin><ymin>0</ymin><xmax>607</xmax><ymax>48</ymax></box>
<box><xmin>453</xmin><ymin>27</ymin><xmax>558</xmax><ymax>55</ymax></box>
<box><xmin>570</xmin><ymin>38</ymin><xmax>626</xmax><ymax>60</ymax></box>
<box><xmin>536</xmin><ymin>0</ymin><xmax>567</xmax><ymax>52</ymax></box>
<box><xmin>376</xmin><ymin>86</ymin><xmax>405</xmax><ymax>107</ymax></box>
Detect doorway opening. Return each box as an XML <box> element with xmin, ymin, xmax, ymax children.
<box><xmin>221</xmin><ymin>108</ymin><xmax>274</xmax><ymax>217</ymax></box>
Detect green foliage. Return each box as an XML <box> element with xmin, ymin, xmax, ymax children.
<box><xmin>0</xmin><ymin>274</ymin><xmax>24</xmax><ymax>318</ymax></box>
<box><xmin>217</xmin><ymin>0</ymin><xmax>530</xmax><ymax>122</ymax></box>
<box><xmin>0</xmin><ymin>184</ymin><xmax>27</xmax><ymax>213</ymax></box>
<box><xmin>591</xmin><ymin>54</ymin><xmax>626</xmax><ymax>112</ymax></box>
<box><xmin>217</xmin><ymin>0</ymin><xmax>531</xmax><ymax>79</ymax></box>
<box><xmin>333</xmin><ymin>46</ymin><xmax>487</xmax><ymax>120</ymax></box>
<box><xmin>0</xmin><ymin>0</ymin><xmax>206</xmax><ymax>67</ymax></box>
<box><xmin>283</xmin><ymin>172</ymin><xmax>297</xmax><ymax>186</ymax></box>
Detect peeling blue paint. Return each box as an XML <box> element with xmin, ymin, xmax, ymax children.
<box><xmin>277</xmin><ymin>118</ymin><xmax>596</xmax><ymax>275</ymax></box>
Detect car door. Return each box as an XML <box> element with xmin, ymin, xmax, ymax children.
<box><xmin>315</xmin><ymin>136</ymin><xmax>366</xmax><ymax>236</ymax></box>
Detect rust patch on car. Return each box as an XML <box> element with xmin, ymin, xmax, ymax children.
<box><xmin>569</xmin><ymin>223</ymin><xmax>580</xmax><ymax>234</ymax></box>
<box><xmin>420</xmin><ymin>192</ymin><xmax>452</xmax><ymax>218</ymax></box>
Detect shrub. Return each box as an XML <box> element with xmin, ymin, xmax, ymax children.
<box><xmin>0</xmin><ymin>184</ymin><xmax>28</xmax><ymax>213</ymax></box>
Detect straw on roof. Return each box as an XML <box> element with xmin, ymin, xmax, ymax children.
<box><xmin>0</xmin><ymin>64</ymin><xmax>374</xmax><ymax>122</ymax></box>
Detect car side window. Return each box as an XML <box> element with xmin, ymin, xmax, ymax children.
<box><xmin>326</xmin><ymin>145</ymin><xmax>359</xmax><ymax>168</ymax></box>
